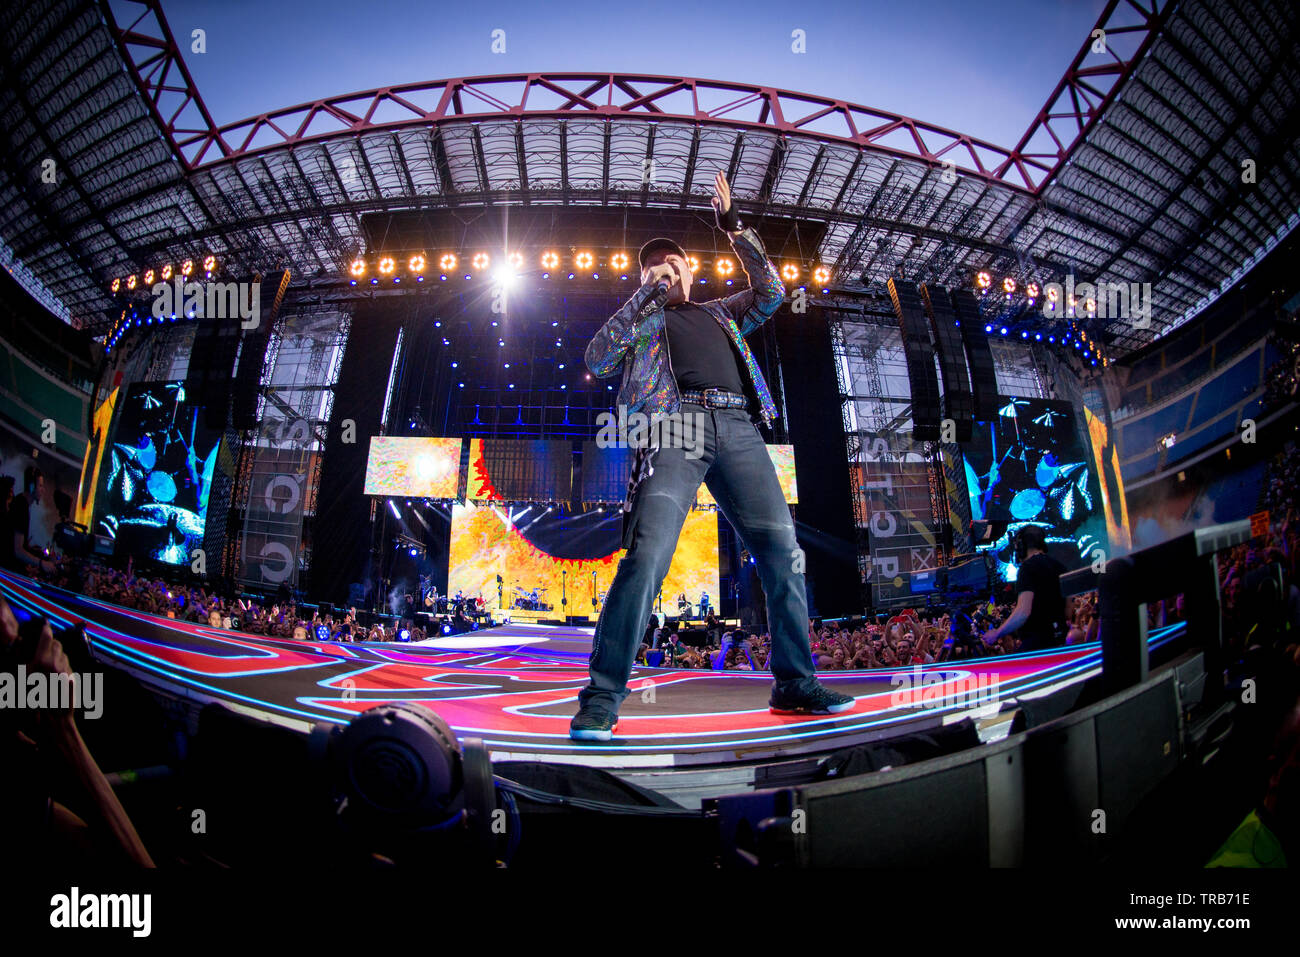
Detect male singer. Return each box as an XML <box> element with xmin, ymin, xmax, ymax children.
<box><xmin>570</xmin><ymin>171</ymin><xmax>853</xmax><ymax>741</ymax></box>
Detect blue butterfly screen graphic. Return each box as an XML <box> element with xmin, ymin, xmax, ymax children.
<box><xmin>96</xmin><ymin>381</ymin><xmax>221</xmax><ymax>566</ymax></box>
<box><xmin>964</xmin><ymin>396</ymin><xmax>1108</xmax><ymax>582</ymax></box>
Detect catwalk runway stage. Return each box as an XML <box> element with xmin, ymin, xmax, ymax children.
<box><xmin>1</xmin><ymin>570</ymin><xmax>1185</xmax><ymax>803</ymax></box>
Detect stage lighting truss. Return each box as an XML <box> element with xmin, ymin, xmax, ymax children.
<box><xmin>107</xmin><ymin>253</ymin><xmax>218</xmax><ymax>296</ymax></box>
<box><xmin>349</xmin><ymin>248</ymin><xmax>836</xmax><ymax>298</ymax></box>
<box><xmin>969</xmin><ymin>269</ymin><xmax>1110</xmax><ymax>369</ymax></box>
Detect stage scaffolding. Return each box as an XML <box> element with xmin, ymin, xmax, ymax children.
<box><xmin>825</xmin><ymin>292</ymin><xmax>1054</xmax><ymax>612</ymax></box>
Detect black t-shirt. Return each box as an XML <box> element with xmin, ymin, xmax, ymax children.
<box><xmin>663</xmin><ymin>302</ymin><xmax>750</xmax><ymax>396</ymax></box>
<box><xmin>5</xmin><ymin>495</ymin><xmax>31</xmax><ymax>571</ymax></box>
<box><xmin>1015</xmin><ymin>552</ymin><xmax>1067</xmax><ymax>648</ymax></box>
<box><xmin>0</xmin><ymin>498</ymin><xmax>14</xmax><ymax>570</ymax></box>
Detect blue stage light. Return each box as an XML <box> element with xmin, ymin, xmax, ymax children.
<box><xmin>999</xmin><ymin>327</ymin><xmax>1008</xmax><ymax>335</ymax></box>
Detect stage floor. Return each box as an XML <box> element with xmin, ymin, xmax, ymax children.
<box><xmin>0</xmin><ymin>570</ymin><xmax>1184</xmax><ymax>778</ymax></box>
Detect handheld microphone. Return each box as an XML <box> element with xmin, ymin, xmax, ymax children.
<box><xmin>640</xmin><ymin>277</ymin><xmax>672</xmax><ymax>316</ymax></box>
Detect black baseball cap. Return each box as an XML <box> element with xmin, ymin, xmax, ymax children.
<box><xmin>638</xmin><ymin>237</ymin><xmax>687</xmax><ymax>270</ymax></box>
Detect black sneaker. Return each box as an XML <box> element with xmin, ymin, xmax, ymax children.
<box><xmin>769</xmin><ymin>682</ymin><xmax>855</xmax><ymax>715</ymax></box>
<box><xmin>570</xmin><ymin>702</ymin><xmax>619</xmax><ymax>741</ymax></box>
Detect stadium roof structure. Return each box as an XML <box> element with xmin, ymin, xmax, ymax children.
<box><xmin>1</xmin><ymin>0</ymin><xmax>1297</xmax><ymax>352</ymax></box>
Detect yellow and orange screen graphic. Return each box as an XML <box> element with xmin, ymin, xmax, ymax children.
<box><xmin>448</xmin><ymin>501</ymin><xmax>719</xmax><ymax>614</ymax></box>
<box><xmin>75</xmin><ymin>386</ymin><xmax>119</xmax><ymax>527</ymax></box>
<box><xmin>1084</xmin><ymin>408</ymin><xmax>1131</xmax><ymax>551</ymax></box>
<box><xmin>696</xmin><ymin>444</ymin><xmax>797</xmax><ymax>506</ymax></box>
<box><xmin>363</xmin><ymin>436</ymin><xmax>462</xmax><ymax>498</ymax></box>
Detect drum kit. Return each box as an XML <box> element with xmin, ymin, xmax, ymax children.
<box><xmin>512</xmin><ymin>585</ymin><xmax>552</xmax><ymax>611</ymax></box>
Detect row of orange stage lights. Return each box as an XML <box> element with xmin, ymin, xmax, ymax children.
<box><xmin>106</xmin><ymin>255</ymin><xmax>218</xmax><ymax>294</ymax></box>
<box><xmin>975</xmin><ymin>270</ymin><xmax>1103</xmax><ymax>316</ymax></box>
<box><xmin>974</xmin><ymin>271</ymin><xmax>1110</xmax><ymax>368</ymax></box>
<box><xmin>347</xmin><ymin>251</ymin><xmax>832</xmax><ymax>286</ymax></box>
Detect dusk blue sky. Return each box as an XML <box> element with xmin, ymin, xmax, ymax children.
<box><xmin>157</xmin><ymin>0</ymin><xmax>1109</xmax><ymax>149</ymax></box>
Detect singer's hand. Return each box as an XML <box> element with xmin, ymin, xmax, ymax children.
<box><xmin>712</xmin><ymin>171</ymin><xmax>732</xmax><ymax>218</ymax></box>
<box><xmin>646</xmin><ymin>262</ymin><xmax>680</xmax><ymax>287</ymax></box>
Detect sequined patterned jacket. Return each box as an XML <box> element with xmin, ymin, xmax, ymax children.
<box><xmin>584</xmin><ymin>224</ymin><xmax>787</xmax><ymax>428</ymax></box>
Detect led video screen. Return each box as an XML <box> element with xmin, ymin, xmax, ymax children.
<box><xmin>75</xmin><ymin>384</ymin><xmax>120</xmax><ymax>528</ymax></box>
<box><xmin>963</xmin><ymin>397</ymin><xmax>1107</xmax><ymax>581</ymax></box>
<box><xmin>467</xmin><ymin>438</ymin><xmax>572</xmax><ymax>502</ymax></box>
<box><xmin>363</xmin><ymin>436</ymin><xmax>462</xmax><ymax>498</ymax></box>
<box><xmin>579</xmin><ymin>442</ymin><xmax>797</xmax><ymax>507</ymax></box>
<box><xmin>697</xmin><ymin>444</ymin><xmax>798</xmax><ymax>506</ymax></box>
<box><xmin>96</xmin><ymin>381</ymin><xmax>221</xmax><ymax>565</ymax></box>
<box><xmin>449</xmin><ymin>501</ymin><xmax>718</xmax><ymax>616</ymax></box>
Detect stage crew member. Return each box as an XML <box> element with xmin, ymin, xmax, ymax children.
<box><xmin>570</xmin><ymin>171</ymin><xmax>853</xmax><ymax>741</ymax></box>
<box><xmin>982</xmin><ymin>524</ymin><xmax>1068</xmax><ymax>652</ymax></box>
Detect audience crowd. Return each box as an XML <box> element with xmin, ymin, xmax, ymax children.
<box><xmin>632</xmin><ymin>593</ymin><xmax>1104</xmax><ymax>674</ymax></box>
<box><xmin>24</xmin><ymin>554</ymin><xmax>479</xmax><ymax>643</ymax></box>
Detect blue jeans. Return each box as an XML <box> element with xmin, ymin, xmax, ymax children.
<box><xmin>578</xmin><ymin>403</ymin><xmax>819</xmax><ymax>713</ymax></box>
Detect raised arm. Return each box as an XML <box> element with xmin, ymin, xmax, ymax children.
<box><xmin>712</xmin><ymin>170</ymin><xmax>786</xmax><ymax>336</ymax></box>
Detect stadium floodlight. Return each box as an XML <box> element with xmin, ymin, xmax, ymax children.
<box><xmin>610</xmin><ymin>252</ymin><xmax>629</xmax><ymax>270</ymax></box>
<box><xmin>161</xmin><ymin>264</ymin><xmax>173</xmax><ymax>280</ymax></box>
<box><xmin>202</xmin><ymin>255</ymin><xmax>216</xmax><ymax>273</ymax></box>
<box><xmin>350</xmin><ymin>257</ymin><xmax>366</xmax><ymax>277</ymax></box>
<box><xmin>541</xmin><ymin>251</ymin><xmax>559</xmax><ymax>269</ymax></box>
<box><xmin>976</xmin><ymin>271</ymin><xmax>992</xmax><ymax>289</ymax></box>
<box><xmin>472</xmin><ymin>252</ymin><xmax>491</xmax><ymax>270</ymax></box>
<box><xmin>781</xmin><ymin>264</ymin><xmax>800</xmax><ymax>281</ymax></box>
<box><xmin>812</xmin><ymin>265</ymin><xmax>830</xmax><ymax>284</ymax></box>
<box><xmin>126</xmin><ymin>274</ymin><xmax>137</xmax><ymax>290</ymax></box>
<box><xmin>143</xmin><ymin>269</ymin><xmax>155</xmax><ymax>285</ymax></box>
<box><xmin>378</xmin><ymin>256</ymin><xmax>395</xmax><ymax>275</ymax></box>
<box><xmin>181</xmin><ymin>259</ymin><xmax>194</xmax><ymax>276</ymax></box>
<box><xmin>575</xmin><ymin>252</ymin><xmax>594</xmax><ymax>270</ymax></box>
<box><xmin>440</xmin><ymin>253</ymin><xmax>458</xmax><ymax>271</ymax></box>
<box><xmin>409</xmin><ymin>253</ymin><xmax>426</xmax><ymax>273</ymax></box>
<box><xmin>1003</xmin><ymin>277</ymin><xmax>1016</xmax><ymax>294</ymax></box>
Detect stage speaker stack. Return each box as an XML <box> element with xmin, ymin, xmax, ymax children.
<box><xmin>887</xmin><ymin>278</ymin><xmax>942</xmax><ymax>441</ymax></box>
<box><xmin>919</xmin><ymin>284</ymin><xmax>974</xmax><ymax>443</ymax></box>
<box><xmin>949</xmin><ymin>288</ymin><xmax>1000</xmax><ymax>423</ymax></box>
<box><xmin>190</xmin><ymin>310</ymin><xmax>242</xmax><ymax>433</ymax></box>
<box><xmin>232</xmin><ymin>269</ymin><xmax>290</xmax><ymax>431</ymax></box>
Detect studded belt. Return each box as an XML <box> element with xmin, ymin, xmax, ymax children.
<box><xmin>680</xmin><ymin>388</ymin><xmax>748</xmax><ymax>409</ymax></box>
